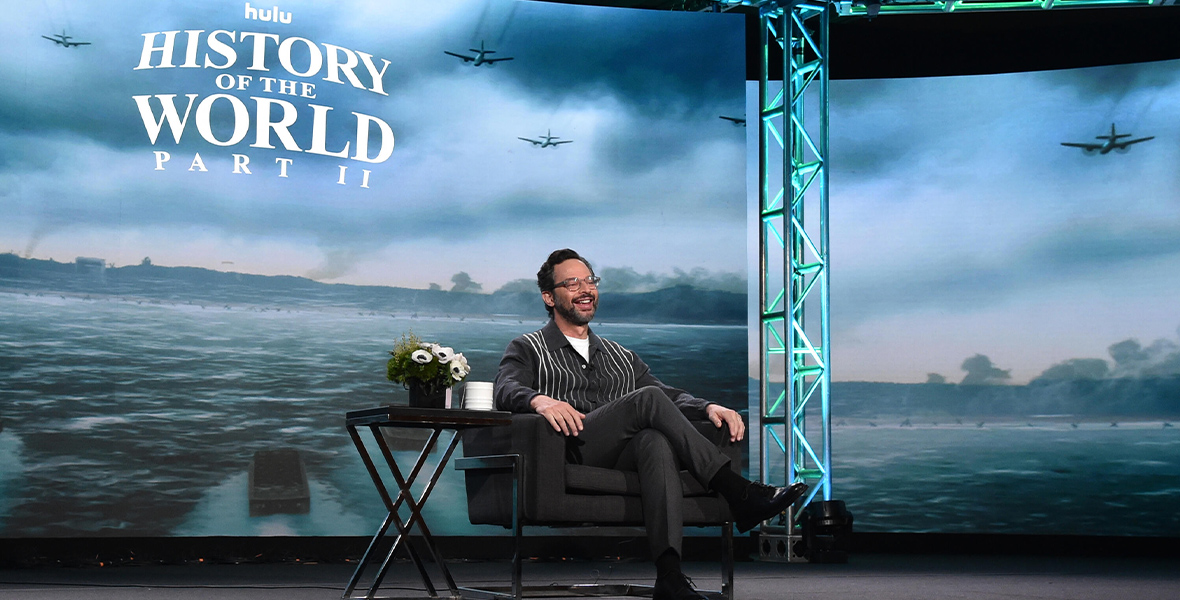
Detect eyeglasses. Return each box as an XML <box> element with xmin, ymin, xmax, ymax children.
<box><xmin>554</xmin><ymin>275</ymin><xmax>601</xmax><ymax>291</ymax></box>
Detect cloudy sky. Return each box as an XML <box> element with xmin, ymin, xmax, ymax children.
<box><xmin>829</xmin><ymin>60</ymin><xmax>1180</xmax><ymax>383</ymax></box>
<box><xmin>8</xmin><ymin>1</ymin><xmax>1180</xmax><ymax>386</ymax></box>
<box><xmin>0</xmin><ymin>0</ymin><xmax>746</xmax><ymax>291</ymax></box>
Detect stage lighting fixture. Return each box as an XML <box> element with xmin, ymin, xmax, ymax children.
<box><xmin>853</xmin><ymin>0</ymin><xmax>883</xmax><ymax>17</ymax></box>
<box><xmin>798</xmin><ymin>500</ymin><xmax>854</xmax><ymax>563</ymax></box>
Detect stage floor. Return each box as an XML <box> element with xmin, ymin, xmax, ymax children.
<box><xmin>2</xmin><ymin>554</ymin><xmax>1179</xmax><ymax>600</ymax></box>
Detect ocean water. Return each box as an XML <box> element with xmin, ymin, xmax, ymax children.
<box><xmin>829</xmin><ymin>422</ymin><xmax>1180</xmax><ymax>536</ymax></box>
<box><xmin>0</xmin><ymin>291</ymin><xmax>746</xmax><ymax>537</ymax></box>
<box><xmin>2</xmin><ymin>291</ymin><xmax>1177</xmax><ymax>538</ymax></box>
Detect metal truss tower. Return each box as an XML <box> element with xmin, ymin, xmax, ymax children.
<box><xmin>721</xmin><ymin>0</ymin><xmax>1161</xmax><ymax>562</ymax></box>
<box><xmin>755</xmin><ymin>0</ymin><xmax>832</xmax><ymax>561</ymax></box>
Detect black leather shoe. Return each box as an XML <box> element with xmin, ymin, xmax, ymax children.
<box><xmin>732</xmin><ymin>481</ymin><xmax>809</xmax><ymax>533</ymax></box>
<box><xmin>653</xmin><ymin>571</ymin><xmax>707</xmax><ymax>600</ymax></box>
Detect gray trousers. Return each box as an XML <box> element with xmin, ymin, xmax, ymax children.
<box><xmin>571</xmin><ymin>386</ymin><xmax>732</xmax><ymax>558</ymax></box>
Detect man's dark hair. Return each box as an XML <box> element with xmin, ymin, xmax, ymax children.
<box><xmin>536</xmin><ymin>248</ymin><xmax>594</xmax><ymax>317</ymax></box>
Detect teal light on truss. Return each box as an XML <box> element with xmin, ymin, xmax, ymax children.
<box><xmin>767</xmin><ymin>289</ymin><xmax>786</xmax><ymax>314</ymax></box>
<box><xmin>766</xmin><ymin>321</ymin><xmax>787</xmax><ymax>350</ymax></box>
<box><xmin>763</xmin><ymin>217</ymin><xmax>785</xmax><ymax>247</ymax></box>
<box><xmin>792</xmin><ymin>422</ymin><xmax>826</xmax><ymax>473</ymax></box>
<box><xmin>766</xmin><ymin>426</ymin><xmax>787</xmax><ymax>454</ymax></box>
<box><xmin>767</xmin><ymin>188</ymin><xmax>785</xmax><ymax>212</ymax></box>
<box><xmin>767</xmin><ymin>390</ymin><xmax>786</xmax><ymax>415</ymax></box>
<box><xmin>791</xmin><ymin>321</ymin><xmax>824</xmax><ymax>365</ymax></box>
<box><xmin>797</xmin><ymin>373</ymin><xmax>823</xmax><ymax>407</ymax></box>
<box><xmin>767</xmin><ymin>119</ymin><xmax>785</xmax><ymax>147</ymax></box>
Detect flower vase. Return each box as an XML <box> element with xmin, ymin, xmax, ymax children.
<box><xmin>407</xmin><ymin>382</ymin><xmax>450</xmax><ymax>409</ymax></box>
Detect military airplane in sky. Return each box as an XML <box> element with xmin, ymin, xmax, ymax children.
<box><xmin>445</xmin><ymin>41</ymin><xmax>513</xmax><ymax>67</ymax></box>
<box><xmin>719</xmin><ymin>115</ymin><xmax>746</xmax><ymax>127</ymax></box>
<box><xmin>1061</xmin><ymin>123</ymin><xmax>1154</xmax><ymax>155</ymax></box>
<box><xmin>519</xmin><ymin>129</ymin><xmax>572</xmax><ymax>148</ymax></box>
<box><xmin>42</xmin><ymin>32</ymin><xmax>90</xmax><ymax>47</ymax></box>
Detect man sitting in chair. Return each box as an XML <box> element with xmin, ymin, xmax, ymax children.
<box><xmin>495</xmin><ymin>248</ymin><xmax>809</xmax><ymax>600</ymax></box>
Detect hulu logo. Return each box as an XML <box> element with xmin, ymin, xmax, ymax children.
<box><xmin>244</xmin><ymin>3</ymin><xmax>292</xmax><ymax>24</ymax></box>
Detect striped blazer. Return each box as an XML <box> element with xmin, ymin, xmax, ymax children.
<box><xmin>494</xmin><ymin>319</ymin><xmax>710</xmax><ymax>417</ymax></box>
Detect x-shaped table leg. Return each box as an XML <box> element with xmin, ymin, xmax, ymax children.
<box><xmin>344</xmin><ymin>423</ymin><xmax>464</xmax><ymax>599</ymax></box>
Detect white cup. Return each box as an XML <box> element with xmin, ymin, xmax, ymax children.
<box><xmin>464</xmin><ymin>381</ymin><xmax>495</xmax><ymax>411</ymax></box>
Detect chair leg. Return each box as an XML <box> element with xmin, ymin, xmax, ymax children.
<box><xmin>721</xmin><ymin>522</ymin><xmax>734</xmax><ymax>600</ymax></box>
<box><xmin>512</xmin><ymin>454</ymin><xmax>523</xmax><ymax>600</ymax></box>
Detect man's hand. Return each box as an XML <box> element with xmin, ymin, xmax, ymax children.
<box><xmin>530</xmin><ymin>394</ymin><xmax>585</xmax><ymax>436</ymax></box>
<box><xmin>705</xmin><ymin>403</ymin><xmax>745</xmax><ymax>442</ymax></box>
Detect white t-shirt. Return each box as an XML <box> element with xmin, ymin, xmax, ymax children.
<box><xmin>565</xmin><ymin>335</ymin><xmax>591</xmax><ymax>363</ymax></box>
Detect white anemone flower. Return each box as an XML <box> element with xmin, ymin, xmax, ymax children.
<box><xmin>452</xmin><ymin>352</ymin><xmax>469</xmax><ymax>368</ymax></box>
<box><xmin>432</xmin><ymin>345</ymin><xmax>454</xmax><ymax>364</ymax></box>
<box><xmin>450</xmin><ymin>362</ymin><xmax>469</xmax><ymax>380</ymax></box>
<box><xmin>411</xmin><ymin>349</ymin><xmax>433</xmax><ymax>364</ymax></box>
<box><xmin>449</xmin><ymin>353</ymin><xmax>470</xmax><ymax>379</ymax></box>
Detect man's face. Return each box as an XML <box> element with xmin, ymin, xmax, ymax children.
<box><xmin>544</xmin><ymin>259</ymin><xmax>598</xmax><ymax>327</ymax></box>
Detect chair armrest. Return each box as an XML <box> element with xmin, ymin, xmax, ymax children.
<box><xmin>510</xmin><ymin>414</ymin><xmax>569</xmax><ymax>520</ymax></box>
<box><xmin>460</xmin><ymin>414</ymin><xmax>566</xmax><ymax>525</ymax></box>
<box><xmin>455</xmin><ymin>454</ymin><xmax>520</xmax><ymax>472</ymax></box>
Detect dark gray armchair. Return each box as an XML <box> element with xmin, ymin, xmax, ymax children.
<box><xmin>457</xmin><ymin>413</ymin><xmax>739</xmax><ymax>600</ymax></box>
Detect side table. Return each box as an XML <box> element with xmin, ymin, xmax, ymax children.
<box><xmin>344</xmin><ymin>405</ymin><xmax>512</xmax><ymax>600</ymax></box>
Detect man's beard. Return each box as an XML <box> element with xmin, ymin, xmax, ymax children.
<box><xmin>556</xmin><ymin>293</ymin><xmax>597</xmax><ymax>325</ymax></box>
